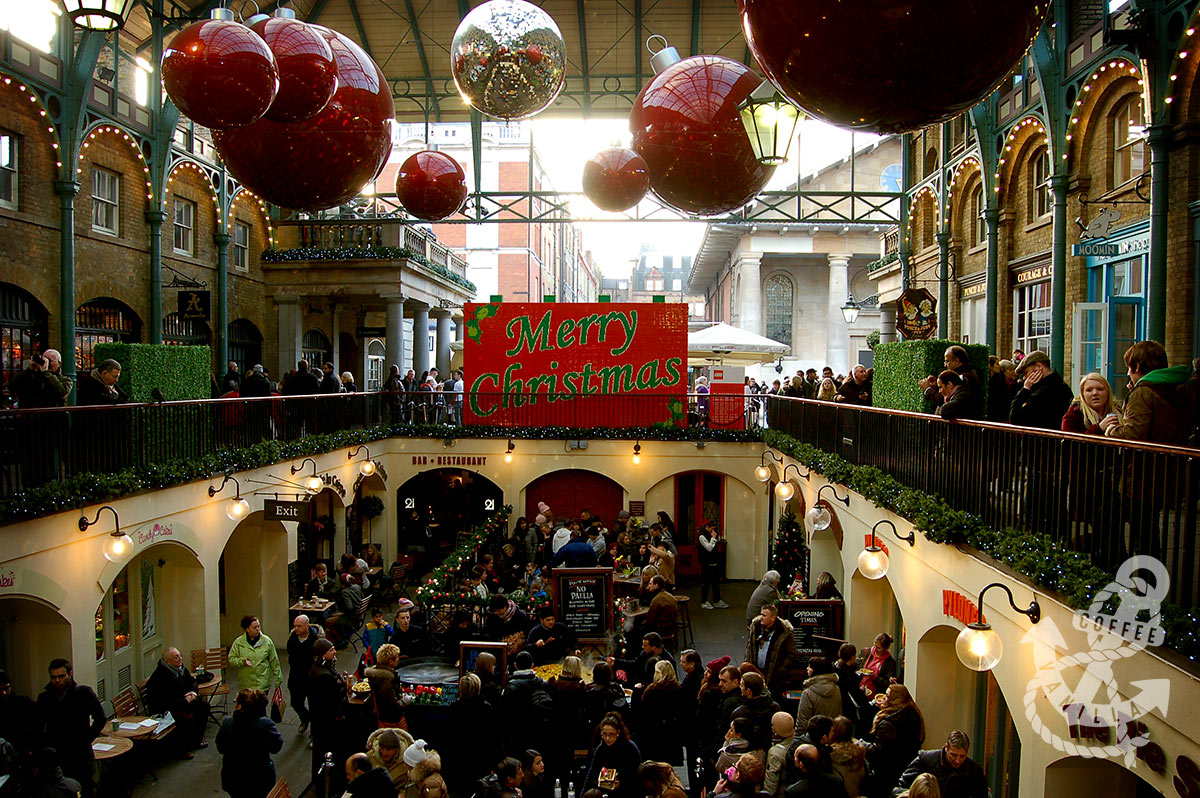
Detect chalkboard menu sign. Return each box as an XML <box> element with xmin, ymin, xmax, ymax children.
<box><xmin>458</xmin><ymin>641</ymin><xmax>508</xmax><ymax>685</ymax></box>
<box><xmin>777</xmin><ymin>599</ymin><xmax>845</xmax><ymax>659</ymax></box>
<box><xmin>553</xmin><ymin>567</ymin><xmax>615</xmax><ymax>644</ymax></box>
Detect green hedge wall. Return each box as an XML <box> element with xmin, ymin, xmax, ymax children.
<box><xmin>92</xmin><ymin>343</ymin><xmax>211</xmax><ymax>402</ymax></box>
<box><xmin>873</xmin><ymin>338</ymin><xmax>989</xmax><ymax>413</ymax></box>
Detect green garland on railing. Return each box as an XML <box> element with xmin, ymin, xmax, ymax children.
<box><xmin>0</xmin><ymin>423</ymin><xmax>761</xmax><ymax>525</ymax></box>
<box><xmin>763</xmin><ymin>429</ymin><xmax>1200</xmax><ymax>662</ymax></box>
<box><xmin>261</xmin><ymin>246</ymin><xmax>477</xmax><ymax>292</ymax></box>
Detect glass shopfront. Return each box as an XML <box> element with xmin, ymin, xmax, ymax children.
<box><xmin>1012</xmin><ymin>263</ymin><xmax>1052</xmax><ymax>356</ymax></box>
<box><xmin>1079</xmin><ymin>222</ymin><xmax>1148</xmax><ymax>401</ymax></box>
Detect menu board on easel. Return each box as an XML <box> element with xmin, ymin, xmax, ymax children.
<box><xmin>777</xmin><ymin>599</ymin><xmax>845</xmax><ymax>659</ymax></box>
<box><xmin>553</xmin><ymin>567</ymin><xmax>614</xmax><ymax>645</ymax></box>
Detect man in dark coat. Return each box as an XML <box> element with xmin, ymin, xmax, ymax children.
<box><xmin>75</xmin><ymin>359</ymin><xmax>129</xmax><ymax>406</ymax></box>
<box><xmin>220</xmin><ymin>361</ymin><xmax>241</xmax><ymax>394</ymax></box>
<box><xmin>1008</xmin><ymin>350</ymin><xmax>1073</xmax><ymax>429</ymax></box>
<box><xmin>608</xmin><ymin>631</ymin><xmax>676</xmax><ymax>686</ymax></box>
<box><xmin>144</xmin><ymin>647</ymin><xmax>210</xmax><ymax>756</ymax></box>
<box><xmin>485</xmin><ymin>594</ymin><xmax>531</xmax><ymax>641</ymax></box>
<box><xmin>524</xmin><ymin>606</ymin><xmax>578</xmax><ymax>665</ymax></box>
<box><xmin>29</xmin><ymin>747</ymin><xmax>82</xmax><ymax>798</ymax></box>
<box><xmin>287</xmin><ymin>615</ymin><xmax>319</xmax><ymax>734</ymax></box>
<box><xmin>501</xmin><ymin>651</ymin><xmax>553</xmax><ymax>755</ymax></box>
<box><xmin>344</xmin><ymin>752</ymin><xmax>397</xmax><ymax>797</ymax></box>
<box><xmin>241</xmin><ymin>364</ymin><xmax>273</xmax><ymax>397</ymax></box>
<box><xmin>284</xmin><ymin>360</ymin><xmax>322</xmax><ymax>396</ymax></box>
<box><xmin>388</xmin><ymin>600</ymin><xmax>434</xmax><ymax>658</ymax></box>
<box><xmin>935</xmin><ymin>371</ymin><xmax>983</xmax><ymax>421</ymax></box>
<box><xmin>784</xmin><ymin>744</ymin><xmax>847</xmax><ymax>798</ymax></box>
<box><xmin>919</xmin><ymin>346</ymin><xmax>979</xmax><ymax>412</ymax></box>
<box><xmin>0</xmin><ymin>668</ymin><xmax>40</xmax><ymax>771</ymax></box>
<box><xmin>745</xmin><ymin>604</ymin><xmax>798</xmax><ymax>698</ymax></box>
<box><xmin>8</xmin><ymin>349</ymin><xmax>72</xmax><ymax>408</ymax></box>
<box><xmin>320</xmin><ymin>362</ymin><xmax>341</xmax><ymax>394</ymax></box>
<box><xmin>309</xmin><ymin>639</ymin><xmax>347</xmax><ymax>798</ymax></box>
<box><xmin>835</xmin><ymin>365</ymin><xmax>873</xmax><ymax>405</ymax></box>
<box><xmin>893</xmin><ymin>730</ymin><xmax>988</xmax><ymax>798</ymax></box>
<box><xmin>36</xmin><ymin>659</ymin><xmax>105</xmax><ymax>798</ymax></box>
<box><xmin>731</xmin><ymin>672</ymin><xmax>780</xmax><ymax>750</ymax></box>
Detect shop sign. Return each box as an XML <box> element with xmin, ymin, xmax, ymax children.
<box><xmin>628</xmin><ymin>501</ymin><xmax>645</xmax><ymax>517</ymax></box>
<box><xmin>264</xmin><ymin>499</ymin><xmax>308</xmax><ymax>521</ymax></box>
<box><xmin>1072</xmin><ymin>242</ymin><xmax>1120</xmax><ymax>257</ymax></box>
<box><xmin>462</xmin><ymin>302</ymin><xmax>687</xmax><ymax>426</ymax></box>
<box><xmin>356</xmin><ymin>326</ymin><xmax>386</xmax><ymax>337</ymax></box>
<box><xmin>0</xmin><ymin>569</ymin><xmax>14</xmax><ymax>589</ymax></box>
<box><xmin>895</xmin><ymin>288</ymin><xmax>937</xmax><ymax>340</ymax></box>
<box><xmin>1014</xmin><ymin>264</ymin><xmax>1052</xmax><ymax>285</ymax></box>
<box><xmin>135</xmin><ymin>522</ymin><xmax>174</xmax><ymax>546</ymax></box>
<box><xmin>177</xmin><ymin>290</ymin><xmax>211</xmax><ymax>321</ymax></box>
<box><xmin>1118</xmin><ymin>236</ymin><xmax>1149</xmax><ymax>255</ymax></box>
<box><xmin>410</xmin><ymin>455</ymin><xmax>487</xmax><ymax>466</ymax></box>
<box><xmin>961</xmin><ymin>283</ymin><xmax>986</xmax><ymax>299</ymax></box>
<box><xmin>942</xmin><ymin>589</ymin><xmax>984</xmax><ymax>626</ymax></box>
<box><xmin>777</xmin><ymin>599</ymin><xmax>845</xmax><ymax>658</ymax></box>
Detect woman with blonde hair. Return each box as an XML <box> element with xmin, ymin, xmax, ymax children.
<box><xmin>864</xmin><ymin>684</ymin><xmax>925</xmax><ymax>798</ymax></box>
<box><xmin>816</xmin><ymin>378</ymin><xmax>837</xmax><ymax>401</ymax></box>
<box><xmin>1062</xmin><ymin>372</ymin><xmax>1123</xmax><ymax>434</ymax></box>
<box><xmin>637</xmin><ymin>659</ymin><xmax>683</xmax><ymax>762</ymax></box>
<box><xmin>898</xmin><ymin>772</ymin><xmax>940</xmax><ymax>798</ymax></box>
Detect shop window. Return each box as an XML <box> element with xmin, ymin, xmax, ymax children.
<box><xmin>1028</xmin><ymin>147</ymin><xmax>1050</xmax><ymax>221</ymax></box>
<box><xmin>1013</xmin><ymin>280</ymin><xmax>1052</xmax><ymax>354</ymax></box>
<box><xmin>1112</xmin><ymin>95</ymin><xmax>1146</xmax><ymax>188</ymax></box>
<box><xmin>173</xmin><ymin>197</ymin><xmax>195</xmax><ymax>255</ymax></box>
<box><xmin>233</xmin><ymin>220</ymin><xmax>250</xmax><ymax>271</ymax></box>
<box><xmin>92</xmin><ymin>167</ymin><xmax>120</xmax><ymax>235</ymax></box>
<box><xmin>75</xmin><ymin>297</ymin><xmax>141</xmax><ymax>370</ymax></box>
<box><xmin>0</xmin><ymin>282</ymin><xmax>47</xmax><ymax>397</ymax></box>
<box><xmin>303</xmin><ymin>328</ymin><xmax>331</xmax><ymax>367</ymax></box>
<box><xmin>764</xmin><ymin>273</ymin><xmax>794</xmax><ymax>346</ymax></box>
<box><xmin>95</xmin><ymin>603</ymin><xmax>105</xmax><ymax>661</ymax></box>
<box><xmin>672</xmin><ymin>278</ymin><xmax>682</xmax><ymax>291</ymax></box>
<box><xmin>367</xmin><ymin>339</ymin><xmax>385</xmax><ymax>391</ymax></box>
<box><xmin>924</xmin><ymin>147</ymin><xmax>938</xmax><ymax>178</ymax></box>
<box><xmin>162</xmin><ymin>311</ymin><xmax>210</xmax><ymax>346</ymax></box>
<box><xmin>0</xmin><ymin>131</ymin><xmax>16</xmax><ymax>210</ymax></box>
<box><xmin>970</xmin><ymin>183</ymin><xmax>985</xmax><ymax>247</ymax></box>
<box><xmin>112</xmin><ymin>570</ymin><xmax>130</xmax><ymax>653</ymax></box>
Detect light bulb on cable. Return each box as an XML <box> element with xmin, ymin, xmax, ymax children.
<box><xmin>956</xmin><ymin>624</ymin><xmax>1002</xmax><ymax>671</ymax></box>
<box><xmin>103</xmin><ymin>532</ymin><xmax>135</xmax><ymax>563</ymax></box>
<box><xmin>305</xmin><ymin>474</ymin><xmax>323</xmax><ymax>494</ymax></box>
<box><xmin>754</xmin><ymin>464</ymin><xmax>771</xmax><ymax>483</ymax></box>
<box><xmin>774</xmin><ymin>480</ymin><xmax>795</xmax><ymax>501</ymax></box>
<box><xmin>856</xmin><ymin>546</ymin><xmax>889</xmax><ymax>580</ymax></box>
<box><xmin>226</xmin><ymin>497</ymin><xmax>250</xmax><ymax>521</ymax></box>
<box><xmin>359</xmin><ymin>460</ymin><xmax>376</xmax><ymax>476</ymax></box>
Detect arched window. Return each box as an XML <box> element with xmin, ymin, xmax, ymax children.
<box><xmin>0</xmin><ymin>282</ymin><xmax>48</xmax><ymax>395</ymax></box>
<box><xmin>764</xmin><ymin>274</ymin><xmax>793</xmax><ymax>346</ymax></box>
<box><xmin>76</xmin><ymin>297</ymin><xmax>141</xmax><ymax>370</ymax></box>
<box><xmin>162</xmin><ymin>312</ymin><xmax>210</xmax><ymax>347</ymax></box>
<box><xmin>228</xmin><ymin>318</ymin><xmax>262</xmax><ymax>375</ymax></box>
<box><xmin>969</xmin><ymin>183</ymin><xmax>985</xmax><ymax>248</ymax></box>
<box><xmin>1112</xmin><ymin>95</ymin><xmax>1146</xmax><ymax>188</ymax></box>
<box><xmin>302</xmin><ymin>328</ymin><xmax>331</xmax><ymax>367</ymax></box>
<box><xmin>367</xmin><ymin>339</ymin><xmax>385</xmax><ymax>391</ymax></box>
<box><xmin>1028</xmin><ymin>146</ymin><xmax>1050</xmax><ymax>221</ymax></box>
<box><xmin>924</xmin><ymin>147</ymin><xmax>938</xmax><ymax>178</ymax></box>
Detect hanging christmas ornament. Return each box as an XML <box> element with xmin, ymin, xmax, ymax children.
<box><xmin>629</xmin><ymin>39</ymin><xmax>773</xmax><ymax>216</ymax></box>
<box><xmin>582</xmin><ymin>148</ymin><xmax>650</xmax><ymax>212</ymax></box>
<box><xmin>450</xmin><ymin>0</ymin><xmax>566</xmax><ymax>120</ymax></box>
<box><xmin>213</xmin><ymin>26</ymin><xmax>395</xmax><ymax>212</ymax></box>
<box><xmin>247</xmin><ymin>8</ymin><xmax>337</xmax><ymax>122</ymax></box>
<box><xmin>161</xmin><ymin>8</ymin><xmax>279</xmax><ymax>129</ymax></box>
<box><xmin>740</xmin><ymin>0</ymin><xmax>1048</xmax><ymax>133</ymax></box>
<box><xmin>395</xmin><ymin>151</ymin><xmax>469</xmax><ymax>221</ymax></box>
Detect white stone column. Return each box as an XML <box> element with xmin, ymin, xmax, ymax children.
<box><xmin>385</xmin><ymin>296</ymin><xmax>405</xmax><ymax>376</ymax></box>
<box><xmin>736</xmin><ymin>253</ymin><xmax>763</xmax><ymax>335</ymax></box>
<box><xmin>411</xmin><ymin>302</ymin><xmax>431</xmax><ymax>376</ymax></box>
<box><xmin>435</xmin><ymin>310</ymin><xmax>452</xmax><ymax>376</ymax></box>
<box><xmin>879</xmin><ymin>304</ymin><xmax>898</xmax><ymax>344</ymax></box>
<box><xmin>330</xmin><ymin>304</ymin><xmax>341</xmax><ymax>372</ymax></box>
<box><xmin>276</xmin><ymin>297</ymin><xmax>302</xmax><ymax>378</ymax></box>
<box><xmin>826</xmin><ymin>255</ymin><xmax>850</xmax><ymax>373</ymax></box>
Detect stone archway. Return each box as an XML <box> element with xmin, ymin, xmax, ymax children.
<box><xmin>0</xmin><ymin>595</ymin><xmax>70</xmax><ymax>696</ymax></box>
<box><xmin>915</xmin><ymin>624</ymin><xmax>980</xmax><ymax>743</ymax></box>
<box><xmin>848</xmin><ymin>570</ymin><xmax>899</xmax><ymax>671</ymax></box>
<box><xmin>397</xmin><ymin>469</ymin><xmax>504</xmax><ymax>570</ymax></box>
<box><xmin>219</xmin><ymin>512</ymin><xmax>289</xmax><ymax>647</ymax></box>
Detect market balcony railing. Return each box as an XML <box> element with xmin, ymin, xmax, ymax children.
<box><xmin>765</xmin><ymin>396</ymin><xmax>1200</xmax><ymax>611</ymax></box>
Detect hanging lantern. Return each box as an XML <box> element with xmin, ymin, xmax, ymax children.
<box><xmin>450</xmin><ymin>0</ymin><xmax>567</xmax><ymax>120</ymax></box>
<box><xmin>738</xmin><ymin>81</ymin><xmax>802</xmax><ymax>166</ymax></box>
<box><xmin>629</xmin><ymin>40</ymin><xmax>774</xmax><ymax>216</ymax></box>
<box><xmin>582</xmin><ymin>148</ymin><xmax>650</xmax><ymax>212</ymax></box>
<box><xmin>248</xmin><ymin>9</ymin><xmax>338</xmax><ymax>123</ymax></box>
<box><xmin>395</xmin><ymin>151</ymin><xmax>469</xmax><ymax>221</ymax></box>
<box><xmin>102</xmin><ymin>530</ymin><xmax>135</xmax><ymax>563</ymax></box>
<box><xmin>61</xmin><ymin>0</ymin><xmax>135</xmax><ymax>31</ymax></box>
<box><xmin>213</xmin><ymin>26</ymin><xmax>395</xmax><ymax>212</ymax></box>
<box><xmin>740</xmin><ymin>0</ymin><xmax>1048</xmax><ymax>133</ymax></box>
<box><xmin>161</xmin><ymin>9</ymin><xmax>279</xmax><ymax>130</ymax></box>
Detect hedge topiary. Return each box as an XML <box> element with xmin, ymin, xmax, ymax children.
<box><xmin>872</xmin><ymin>338</ymin><xmax>989</xmax><ymax>413</ymax></box>
<box><xmin>92</xmin><ymin>343</ymin><xmax>212</xmax><ymax>402</ymax></box>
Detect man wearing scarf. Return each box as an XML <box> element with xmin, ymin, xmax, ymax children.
<box><xmin>145</xmin><ymin>647</ymin><xmax>211</xmax><ymax>758</ymax></box>
<box><xmin>75</xmin><ymin>358</ymin><xmax>129</xmax><ymax>405</ymax></box>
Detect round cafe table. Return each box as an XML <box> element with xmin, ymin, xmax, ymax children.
<box><xmin>92</xmin><ymin>735</ymin><xmax>133</xmax><ymax>760</ymax></box>
<box><xmin>111</xmin><ymin>716</ymin><xmax>156</xmax><ymax>740</ymax></box>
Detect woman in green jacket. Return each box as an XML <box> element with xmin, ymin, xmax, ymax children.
<box><xmin>229</xmin><ymin>615</ymin><xmax>283</xmax><ymax>693</ymax></box>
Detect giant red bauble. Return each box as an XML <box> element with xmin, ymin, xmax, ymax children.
<box><xmin>629</xmin><ymin>56</ymin><xmax>773</xmax><ymax>216</ymax></box>
<box><xmin>249</xmin><ymin>16</ymin><xmax>337</xmax><ymax>122</ymax></box>
<box><xmin>213</xmin><ymin>27</ymin><xmax>395</xmax><ymax>212</ymax></box>
<box><xmin>395</xmin><ymin>151</ymin><xmax>469</xmax><ymax>221</ymax></box>
<box><xmin>582</xmin><ymin>148</ymin><xmax>649</xmax><ymax>212</ymax></box>
<box><xmin>161</xmin><ymin>18</ymin><xmax>279</xmax><ymax>129</ymax></box>
<box><xmin>741</xmin><ymin>0</ymin><xmax>1049</xmax><ymax>133</ymax></box>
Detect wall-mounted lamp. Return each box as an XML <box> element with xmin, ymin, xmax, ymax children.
<box><xmin>632</xmin><ymin>442</ymin><xmax>642</xmax><ymax>465</ymax></box>
<box><xmin>348</xmin><ymin>445</ymin><xmax>376</xmax><ymax>476</ymax></box>
<box><xmin>79</xmin><ymin>505</ymin><xmax>135</xmax><ymax>563</ymax></box>
<box><xmin>754</xmin><ymin>450</ymin><xmax>783</xmax><ymax>483</ymax></box>
<box><xmin>856</xmin><ymin>519</ymin><xmax>915</xmax><ymax>580</ymax></box>
<box><xmin>807</xmin><ymin>484</ymin><xmax>850</xmax><ymax>531</ymax></box>
<box><xmin>290</xmin><ymin>458</ymin><xmax>324</xmax><ymax>495</ymax></box>
<box><xmin>773</xmin><ymin>463</ymin><xmax>811</xmax><ymax>501</ymax></box>
<box><xmin>208</xmin><ymin>474</ymin><xmax>250</xmax><ymax>521</ymax></box>
<box><xmin>955</xmin><ymin>583</ymin><xmax>1041</xmax><ymax>672</ymax></box>
<box><xmin>505</xmin><ymin>439</ymin><xmax>515</xmax><ymax>463</ymax></box>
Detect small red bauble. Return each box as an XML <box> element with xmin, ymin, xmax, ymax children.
<box><xmin>161</xmin><ymin>13</ymin><xmax>279</xmax><ymax>129</ymax></box>
<box><xmin>629</xmin><ymin>55</ymin><xmax>773</xmax><ymax>217</ymax></box>
<box><xmin>395</xmin><ymin>151</ymin><xmax>469</xmax><ymax>222</ymax></box>
<box><xmin>249</xmin><ymin>14</ymin><xmax>337</xmax><ymax>122</ymax></box>
<box><xmin>213</xmin><ymin>26</ymin><xmax>395</xmax><ymax>212</ymax></box>
<box><xmin>582</xmin><ymin>148</ymin><xmax>649</xmax><ymax>212</ymax></box>
<box><xmin>741</xmin><ymin>0</ymin><xmax>1048</xmax><ymax>133</ymax></box>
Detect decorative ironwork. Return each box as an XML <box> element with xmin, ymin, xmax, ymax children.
<box><xmin>163</xmin><ymin>262</ymin><xmax>208</xmax><ymax>289</ymax></box>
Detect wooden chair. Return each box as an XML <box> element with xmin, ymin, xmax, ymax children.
<box><xmin>267</xmin><ymin>779</ymin><xmax>292</xmax><ymax>798</ymax></box>
<box><xmin>111</xmin><ymin>687</ymin><xmax>140</xmax><ymax>719</ymax></box>
<box><xmin>191</xmin><ymin>647</ymin><xmax>232</xmax><ymax>718</ymax></box>
<box><xmin>345</xmin><ymin>594</ymin><xmax>374</xmax><ymax>653</ymax></box>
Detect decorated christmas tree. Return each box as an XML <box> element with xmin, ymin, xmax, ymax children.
<box><xmin>771</xmin><ymin>509</ymin><xmax>809</xmax><ymax>592</ymax></box>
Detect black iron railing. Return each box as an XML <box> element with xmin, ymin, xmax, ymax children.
<box><xmin>765</xmin><ymin>396</ymin><xmax>1200</xmax><ymax>609</ymax></box>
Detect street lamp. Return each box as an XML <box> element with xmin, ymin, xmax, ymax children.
<box><xmin>208</xmin><ymin>474</ymin><xmax>250</xmax><ymax>521</ymax></box>
<box><xmin>841</xmin><ymin>295</ymin><xmax>860</xmax><ymax>325</ymax></box>
<box><xmin>856</xmin><ymin>519</ymin><xmax>915</xmax><ymax>580</ymax></box>
<box><xmin>79</xmin><ymin>506</ymin><xmax>135</xmax><ymax>563</ymax></box>
<box><xmin>348</xmin><ymin>445</ymin><xmax>376</xmax><ymax>476</ymax></box>
<box><xmin>738</xmin><ymin>80</ymin><xmax>803</xmax><ymax>166</ymax></box>
<box><xmin>955</xmin><ymin>583</ymin><xmax>1042</xmax><ymax>672</ymax></box>
<box><xmin>774</xmin><ymin>462</ymin><xmax>810</xmax><ymax>502</ymax></box>
<box><xmin>60</xmin><ymin>0</ymin><xmax>136</xmax><ymax>31</ymax></box>
<box><xmin>291</xmin><ymin>458</ymin><xmax>324</xmax><ymax>495</ymax></box>
<box><xmin>807</xmin><ymin>484</ymin><xmax>850</xmax><ymax>531</ymax></box>
<box><xmin>754</xmin><ymin>450</ymin><xmax>783</xmax><ymax>483</ymax></box>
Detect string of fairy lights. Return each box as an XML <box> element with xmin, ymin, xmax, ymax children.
<box><xmin>1064</xmin><ymin>58</ymin><xmax>1142</xmax><ymax>164</ymax></box>
<box><xmin>78</xmin><ymin>124</ymin><xmax>154</xmax><ymax>201</ymax></box>
<box><xmin>943</xmin><ymin>155</ymin><xmax>981</xmax><ymax>225</ymax></box>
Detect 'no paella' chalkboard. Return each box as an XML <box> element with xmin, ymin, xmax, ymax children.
<box><xmin>553</xmin><ymin>567</ymin><xmax>615</xmax><ymax>643</ymax></box>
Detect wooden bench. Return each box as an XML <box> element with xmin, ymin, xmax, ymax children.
<box><xmin>267</xmin><ymin>778</ymin><xmax>292</xmax><ymax>798</ymax></box>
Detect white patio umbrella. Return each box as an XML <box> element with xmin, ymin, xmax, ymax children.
<box><xmin>687</xmin><ymin>322</ymin><xmax>791</xmax><ymax>367</ymax></box>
